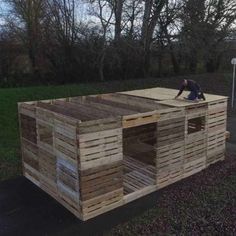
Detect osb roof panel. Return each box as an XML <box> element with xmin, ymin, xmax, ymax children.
<box><xmin>120</xmin><ymin>87</ymin><xmax>227</xmax><ymax>107</ymax></box>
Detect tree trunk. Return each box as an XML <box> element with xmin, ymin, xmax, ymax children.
<box><xmin>99</xmin><ymin>49</ymin><xmax>105</xmax><ymax>81</ymax></box>
<box><xmin>205</xmin><ymin>59</ymin><xmax>216</xmax><ymax>73</ymax></box>
<box><xmin>141</xmin><ymin>0</ymin><xmax>152</xmax><ymax>43</ymax></box>
<box><xmin>141</xmin><ymin>0</ymin><xmax>166</xmax><ymax>77</ymax></box>
<box><xmin>165</xmin><ymin>29</ymin><xmax>180</xmax><ymax>74</ymax></box>
<box><xmin>158</xmin><ymin>53</ymin><xmax>163</xmax><ymax>76</ymax></box>
<box><xmin>114</xmin><ymin>0</ymin><xmax>123</xmax><ymax>41</ymax></box>
<box><xmin>188</xmin><ymin>48</ymin><xmax>197</xmax><ymax>73</ymax></box>
<box><xmin>170</xmin><ymin>46</ymin><xmax>180</xmax><ymax>74</ymax></box>
<box><xmin>189</xmin><ymin>58</ymin><xmax>197</xmax><ymax>73</ymax></box>
<box><xmin>143</xmin><ymin>47</ymin><xmax>151</xmax><ymax>77</ymax></box>
<box><xmin>205</xmin><ymin>51</ymin><xmax>222</xmax><ymax>73</ymax></box>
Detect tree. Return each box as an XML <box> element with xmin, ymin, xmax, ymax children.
<box><xmin>42</xmin><ymin>0</ymin><xmax>79</xmax><ymax>82</ymax></box>
<box><xmin>7</xmin><ymin>0</ymin><xmax>46</xmax><ymax>76</ymax></box>
<box><xmin>89</xmin><ymin>0</ymin><xmax>114</xmax><ymax>81</ymax></box>
<box><xmin>155</xmin><ymin>0</ymin><xmax>182</xmax><ymax>74</ymax></box>
<box><xmin>113</xmin><ymin>0</ymin><xmax>124</xmax><ymax>41</ymax></box>
<box><xmin>141</xmin><ymin>0</ymin><xmax>167</xmax><ymax>76</ymax></box>
<box><xmin>180</xmin><ymin>0</ymin><xmax>236</xmax><ymax>72</ymax></box>
<box><xmin>122</xmin><ymin>0</ymin><xmax>143</xmax><ymax>39</ymax></box>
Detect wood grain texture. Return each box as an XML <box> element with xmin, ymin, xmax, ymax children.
<box><xmin>18</xmin><ymin>87</ymin><xmax>227</xmax><ymax>221</ymax></box>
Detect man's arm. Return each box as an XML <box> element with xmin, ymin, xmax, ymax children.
<box><xmin>195</xmin><ymin>82</ymin><xmax>201</xmax><ymax>91</ymax></box>
<box><xmin>175</xmin><ymin>85</ymin><xmax>184</xmax><ymax>98</ymax></box>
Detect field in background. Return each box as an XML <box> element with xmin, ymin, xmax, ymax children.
<box><xmin>0</xmin><ymin>73</ymin><xmax>232</xmax><ymax>180</ymax></box>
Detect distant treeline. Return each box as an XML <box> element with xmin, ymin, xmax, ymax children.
<box><xmin>0</xmin><ymin>0</ymin><xmax>236</xmax><ymax>86</ymax></box>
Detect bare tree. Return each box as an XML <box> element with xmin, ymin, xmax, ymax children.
<box><xmin>122</xmin><ymin>0</ymin><xmax>143</xmax><ymax>39</ymax></box>
<box><xmin>141</xmin><ymin>0</ymin><xmax>167</xmax><ymax>76</ymax></box>
<box><xmin>89</xmin><ymin>0</ymin><xmax>114</xmax><ymax>81</ymax></box>
<box><xmin>45</xmin><ymin>0</ymin><xmax>77</xmax><ymax>46</ymax></box>
<box><xmin>7</xmin><ymin>0</ymin><xmax>46</xmax><ymax>75</ymax></box>
<box><xmin>41</xmin><ymin>0</ymin><xmax>79</xmax><ymax>81</ymax></box>
<box><xmin>113</xmin><ymin>0</ymin><xmax>124</xmax><ymax>41</ymax></box>
<box><xmin>156</xmin><ymin>0</ymin><xmax>182</xmax><ymax>74</ymax></box>
<box><xmin>180</xmin><ymin>0</ymin><xmax>236</xmax><ymax>72</ymax></box>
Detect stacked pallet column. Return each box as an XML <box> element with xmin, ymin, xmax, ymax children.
<box><xmin>77</xmin><ymin>118</ymin><xmax>123</xmax><ymax>220</ymax></box>
<box><xmin>156</xmin><ymin>108</ymin><xmax>185</xmax><ymax>189</ymax></box>
<box><xmin>19</xmin><ymin>103</ymin><xmax>39</xmax><ymax>186</ymax></box>
<box><xmin>36</xmin><ymin>106</ymin><xmax>81</xmax><ymax>216</ymax></box>
<box><xmin>19</xmin><ymin>103</ymin><xmax>82</xmax><ymax>218</ymax></box>
<box><xmin>184</xmin><ymin>104</ymin><xmax>208</xmax><ymax>178</ymax></box>
<box><xmin>53</xmin><ymin>111</ymin><xmax>80</xmax><ymax>216</ymax></box>
<box><xmin>206</xmin><ymin>99</ymin><xmax>227</xmax><ymax>166</ymax></box>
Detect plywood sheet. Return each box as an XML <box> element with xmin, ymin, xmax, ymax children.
<box><xmin>119</xmin><ymin>87</ymin><xmax>227</xmax><ymax>107</ymax></box>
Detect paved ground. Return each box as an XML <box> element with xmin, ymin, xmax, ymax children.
<box><xmin>0</xmin><ymin>176</ymin><xmax>173</xmax><ymax>236</ymax></box>
<box><xmin>227</xmin><ymin>112</ymin><xmax>236</xmax><ymax>144</ymax></box>
<box><xmin>0</xmin><ymin>114</ymin><xmax>235</xmax><ymax>236</ymax></box>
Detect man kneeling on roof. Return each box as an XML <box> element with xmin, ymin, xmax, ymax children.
<box><xmin>175</xmin><ymin>79</ymin><xmax>206</xmax><ymax>102</ymax></box>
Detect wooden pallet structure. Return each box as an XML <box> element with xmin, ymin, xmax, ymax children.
<box><xmin>18</xmin><ymin>87</ymin><xmax>228</xmax><ymax>220</ymax></box>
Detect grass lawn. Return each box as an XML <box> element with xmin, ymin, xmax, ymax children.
<box><xmin>0</xmin><ymin>78</ymin><xmax>166</xmax><ymax>180</ymax></box>
<box><xmin>0</xmin><ymin>73</ymin><xmax>235</xmax><ymax>234</ymax></box>
<box><xmin>0</xmin><ymin>73</ymin><xmax>232</xmax><ymax>180</ymax></box>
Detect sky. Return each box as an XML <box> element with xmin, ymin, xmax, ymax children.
<box><xmin>0</xmin><ymin>1</ymin><xmax>94</xmax><ymax>25</ymax></box>
<box><xmin>0</xmin><ymin>2</ymin><xmax>9</xmax><ymax>25</ymax></box>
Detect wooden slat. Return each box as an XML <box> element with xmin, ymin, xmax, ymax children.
<box><xmin>157</xmin><ymin>117</ymin><xmax>185</xmax><ymax>147</ymax></box>
<box><xmin>225</xmin><ymin>131</ymin><xmax>230</xmax><ymax>139</ymax></box>
<box><xmin>80</xmin><ymin>161</ymin><xmax>123</xmax><ymax>201</ymax></box>
<box><xmin>123</xmin><ymin>156</ymin><xmax>156</xmax><ymax>195</ymax></box>
<box><xmin>81</xmin><ymin>188</ymin><xmax>123</xmax><ymax>220</ymax></box>
<box><xmin>18</xmin><ymin>87</ymin><xmax>228</xmax><ymax>221</ymax></box>
<box><xmin>123</xmin><ymin>112</ymin><xmax>160</xmax><ymax>128</ymax></box>
<box><xmin>20</xmin><ymin>114</ymin><xmax>37</xmax><ymax>144</ymax></box>
<box><xmin>18</xmin><ymin>102</ymin><xmax>36</xmax><ymax>118</ymax></box>
<box><xmin>79</xmin><ymin>128</ymin><xmax>122</xmax><ymax>170</ymax></box>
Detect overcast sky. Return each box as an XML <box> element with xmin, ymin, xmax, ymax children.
<box><xmin>0</xmin><ymin>2</ymin><xmax>9</xmax><ymax>24</ymax></box>
<box><xmin>0</xmin><ymin>1</ymin><xmax>88</xmax><ymax>24</ymax></box>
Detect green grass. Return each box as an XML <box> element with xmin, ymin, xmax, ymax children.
<box><xmin>0</xmin><ymin>73</ymin><xmax>234</xmax><ymax>234</ymax></box>
<box><xmin>0</xmin><ymin>79</ymin><xmax>164</xmax><ymax>181</ymax></box>
<box><xmin>0</xmin><ymin>73</ymin><xmax>232</xmax><ymax>180</ymax></box>
<box><xmin>0</xmin><ymin>84</ymin><xmax>104</xmax><ymax>180</ymax></box>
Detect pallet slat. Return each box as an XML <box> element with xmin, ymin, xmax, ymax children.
<box><xmin>18</xmin><ymin>88</ymin><xmax>227</xmax><ymax>221</ymax></box>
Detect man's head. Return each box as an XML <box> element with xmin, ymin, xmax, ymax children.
<box><xmin>183</xmin><ymin>79</ymin><xmax>188</xmax><ymax>86</ymax></box>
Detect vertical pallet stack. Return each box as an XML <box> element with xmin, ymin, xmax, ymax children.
<box><xmin>77</xmin><ymin>117</ymin><xmax>123</xmax><ymax>220</ymax></box>
<box><xmin>183</xmin><ymin>104</ymin><xmax>208</xmax><ymax>178</ymax></box>
<box><xmin>156</xmin><ymin>107</ymin><xmax>186</xmax><ymax>188</ymax></box>
<box><xmin>19</xmin><ymin>103</ymin><xmax>39</xmax><ymax>186</ymax></box>
<box><xmin>19</xmin><ymin>102</ymin><xmax>82</xmax><ymax>217</ymax></box>
<box><xmin>206</xmin><ymin>99</ymin><xmax>228</xmax><ymax>166</ymax></box>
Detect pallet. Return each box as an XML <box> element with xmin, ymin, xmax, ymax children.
<box><xmin>206</xmin><ymin>99</ymin><xmax>227</xmax><ymax>166</ymax></box>
<box><xmin>156</xmin><ymin>141</ymin><xmax>184</xmax><ymax>188</ymax></box>
<box><xmin>18</xmin><ymin>87</ymin><xmax>228</xmax><ymax>221</ymax></box>
<box><xmin>225</xmin><ymin>131</ymin><xmax>230</xmax><ymax>139</ymax></box>
<box><xmin>156</xmin><ymin>115</ymin><xmax>185</xmax><ymax>188</ymax></box>
<box><xmin>124</xmin><ymin>156</ymin><xmax>156</xmax><ymax>195</ymax></box>
<box><xmin>20</xmin><ymin>114</ymin><xmax>37</xmax><ymax>144</ymax></box>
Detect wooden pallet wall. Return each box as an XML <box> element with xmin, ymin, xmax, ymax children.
<box><xmin>77</xmin><ymin>118</ymin><xmax>123</xmax><ymax>220</ymax></box>
<box><xmin>184</xmin><ymin>104</ymin><xmax>208</xmax><ymax>178</ymax></box>
<box><xmin>18</xmin><ymin>91</ymin><xmax>228</xmax><ymax>221</ymax></box>
<box><xmin>156</xmin><ymin>110</ymin><xmax>185</xmax><ymax>189</ymax></box>
<box><xmin>206</xmin><ymin>99</ymin><xmax>227</xmax><ymax>166</ymax></box>
<box><xmin>19</xmin><ymin>103</ymin><xmax>39</xmax><ymax>186</ymax></box>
